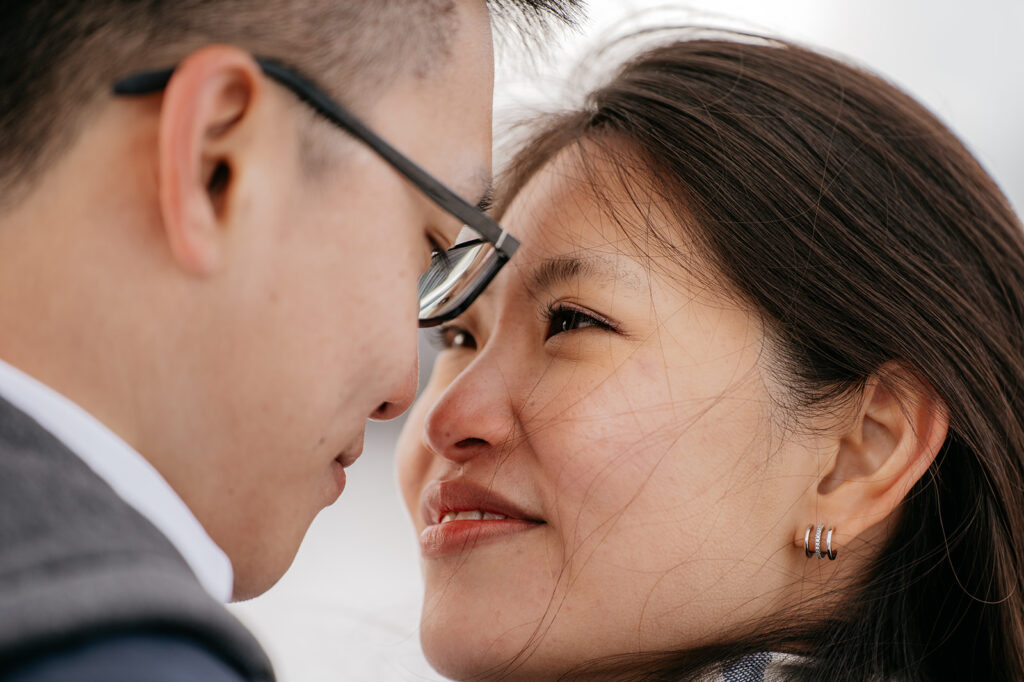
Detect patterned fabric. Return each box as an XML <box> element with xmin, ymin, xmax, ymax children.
<box><xmin>722</xmin><ymin>652</ymin><xmax>774</xmax><ymax>681</ymax></box>
<box><xmin>711</xmin><ymin>652</ymin><xmax>804</xmax><ymax>681</ymax></box>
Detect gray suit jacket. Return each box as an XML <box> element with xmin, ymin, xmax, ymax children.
<box><xmin>0</xmin><ymin>396</ymin><xmax>274</xmax><ymax>680</ymax></box>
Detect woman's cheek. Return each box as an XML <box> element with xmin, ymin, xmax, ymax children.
<box><xmin>395</xmin><ymin>375</ymin><xmax>449</xmax><ymax>527</ymax></box>
<box><xmin>395</xmin><ymin>349</ymin><xmax>482</xmax><ymax>523</ymax></box>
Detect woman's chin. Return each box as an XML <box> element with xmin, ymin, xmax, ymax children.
<box><xmin>419</xmin><ymin>627</ymin><xmax>513</xmax><ymax>681</ymax></box>
<box><xmin>418</xmin><ymin>608</ymin><xmax>567</xmax><ymax>681</ymax></box>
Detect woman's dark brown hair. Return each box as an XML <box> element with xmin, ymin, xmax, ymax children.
<box><xmin>497</xmin><ymin>31</ymin><xmax>1024</xmax><ymax>681</ymax></box>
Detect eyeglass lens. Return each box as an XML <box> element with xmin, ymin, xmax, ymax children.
<box><xmin>418</xmin><ymin>238</ymin><xmax>500</xmax><ymax>326</ymax></box>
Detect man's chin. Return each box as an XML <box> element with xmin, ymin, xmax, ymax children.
<box><xmin>228</xmin><ymin>534</ymin><xmax>306</xmax><ymax>602</ymax></box>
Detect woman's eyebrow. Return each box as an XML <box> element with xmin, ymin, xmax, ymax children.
<box><xmin>525</xmin><ymin>254</ymin><xmax>640</xmax><ymax>295</ymax></box>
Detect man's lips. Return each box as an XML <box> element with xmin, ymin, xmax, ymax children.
<box><xmin>335</xmin><ymin>450</ymin><xmax>360</xmax><ymax>468</ymax></box>
<box><xmin>335</xmin><ymin>437</ymin><xmax>364</xmax><ymax>469</ymax></box>
<box><xmin>419</xmin><ymin>479</ymin><xmax>545</xmax><ymax>558</ymax></box>
<box><xmin>326</xmin><ymin>440</ymin><xmax>363</xmax><ymax>501</ymax></box>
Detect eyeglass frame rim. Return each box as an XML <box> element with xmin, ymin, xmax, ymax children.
<box><xmin>111</xmin><ymin>54</ymin><xmax>519</xmax><ymax>327</ymax></box>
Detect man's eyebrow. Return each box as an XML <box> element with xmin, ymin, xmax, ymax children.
<box><xmin>526</xmin><ymin>254</ymin><xmax>640</xmax><ymax>294</ymax></box>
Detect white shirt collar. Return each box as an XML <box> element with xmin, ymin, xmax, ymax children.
<box><xmin>0</xmin><ymin>357</ymin><xmax>233</xmax><ymax>602</ymax></box>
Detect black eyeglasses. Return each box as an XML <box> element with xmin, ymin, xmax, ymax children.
<box><xmin>112</xmin><ymin>56</ymin><xmax>518</xmax><ymax>327</ymax></box>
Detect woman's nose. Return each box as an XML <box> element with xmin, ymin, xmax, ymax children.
<box><xmin>422</xmin><ymin>357</ymin><xmax>516</xmax><ymax>466</ymax></box>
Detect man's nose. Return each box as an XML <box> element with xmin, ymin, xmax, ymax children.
<box><xmin>370</xmin><ymin>358</ymin><xmax>418</xmax><ymax>421</ymax></box>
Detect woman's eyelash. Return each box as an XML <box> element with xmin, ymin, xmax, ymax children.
<box><xmin>543</xmin><ymin>304</ymin><xmax>618</xmax><ymax>340</ymax></box>
<box><xmin>427</xmin><ymin>324</ymin><xmax>476</xmax><ymax>351</ymax></box>
<box><xmin>427</xmin><ymin>307</ymin><xmax>617</xmax><ymax>350</ymax></box>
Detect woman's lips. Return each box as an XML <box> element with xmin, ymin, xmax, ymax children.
<box><xmin>420</xmin><ymin>517</ymin><xmax>542</xmax><ymax>558</ymax></box>
<box><xmin>419</xmin><ymin>478</ymin><xmax>545</xmax><ymax>558</ymax></box>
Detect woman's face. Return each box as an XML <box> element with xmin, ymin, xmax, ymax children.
<box><xmin>397</xmin><ymin>146</ymin><xmax>826</xmax><ymax>679</ymax></box>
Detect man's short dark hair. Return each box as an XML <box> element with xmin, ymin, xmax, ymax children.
<box><xmin>0</xmin><ymin>0</ymin><xmax>582</xmax><ymax>206</ymax></box>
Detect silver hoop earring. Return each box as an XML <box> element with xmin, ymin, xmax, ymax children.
<box><xmin>804</xmin><ymin>524</ymin><xmax>814</xmax><ymax>558</ymax></box>
<box><xmin>825</xmin><ymin>527</ymin><xmax>838</xmax><ymax>560</ymax></box>
<box><xmin>814</xmin><ymin>523</ymin><xmax>825</xmax><ymax>559</ymax></box>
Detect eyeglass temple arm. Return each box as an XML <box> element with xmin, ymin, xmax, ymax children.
<box><xmin>113</xmin><ymin>59</ymin><xmax>518</xmax><ymax>258</ymax></box>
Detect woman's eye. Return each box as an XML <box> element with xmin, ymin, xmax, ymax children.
<box><xmin>544</xmin><ymin>306</ymin><xmax>613</xmax><ymax>340</ymax></box>
<box><xmin>428</xmin><ymin>324</ymin><xmax>477</xmax><ymax>351</ymax></box>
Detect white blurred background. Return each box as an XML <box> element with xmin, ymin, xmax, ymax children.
<box><xmin>229</xmin><ymin>1</ymin><xmax>1024</xmax><ymax>679</ymax></box>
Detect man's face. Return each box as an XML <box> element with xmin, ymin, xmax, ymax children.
<box><xmin>155</xmin><ymin>0</ymin><xmax>495</xmax><ymax>599</ymax></box>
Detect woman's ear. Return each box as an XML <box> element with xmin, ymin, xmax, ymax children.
<box><xmin>156</xmin><ymin>45</ymin><xmax>264</xmax><ymax>275</ymax></box>
<box><xmin>795</xmin><ymin>363</ymin><xmax>949</xmax><ymax>553</ymax></box>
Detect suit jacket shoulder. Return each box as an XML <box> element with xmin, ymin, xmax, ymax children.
<box><xmin>0</xmin><ymin>396</ymin><xmax>274</xmax><ymax>681</ymax></box>
<box><xmin>4</xmin><ymin>633</ymin><xmax>249</xmax><ymax>682</ymax></box>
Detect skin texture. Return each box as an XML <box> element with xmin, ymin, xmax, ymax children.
<box><xmin>0</xmin><ymin>0</ymin><xmax>494</xmax><ymax>600</ymax></box>
<box><xmin>396</xmin><ymin>145</ymin><xmax>948</xmax><ymax>680</ymax></box>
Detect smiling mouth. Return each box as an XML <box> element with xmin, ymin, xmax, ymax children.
<box><xmin>439</xmin><ymin>510</ymin><xmax>509</xmax><ymax>523</ymax></box>
<box><xmin>419</xmin><ymin>480</ymin><xmax>546</xmax><ymax>558</ymax></box>
<box><xmin>420</xmin><ymin>514</ymin><xmax>543</xmax><ymax>558</ymax></box>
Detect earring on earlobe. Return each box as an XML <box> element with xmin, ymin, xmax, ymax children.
<box><xmin>825</xmin><ymin>527</ymin><xmax>838</xmax><ymax>560</ymax></box>
<box><xmin>804</xmin><ymin>524</ymin><xmax>838</xmax><ymax>560</ymax></box>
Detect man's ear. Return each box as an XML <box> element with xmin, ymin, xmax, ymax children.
<box><xmin>157</xmin><ymin>45</ymin><xmax>264</xmax><ymax>274</ymax></box>
<box><xmin>795</xmin><ymin>363</ymin><xmax>949</xmax><ymax>553</ymax></box>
